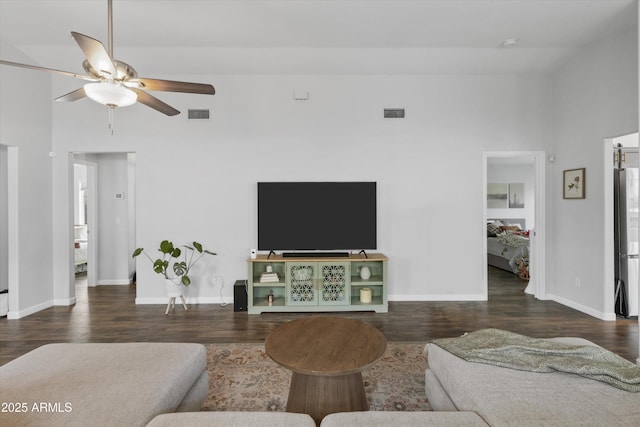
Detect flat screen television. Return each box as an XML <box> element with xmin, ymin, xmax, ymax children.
<box><xmin>258</xmin><ymin>182</ymin><xmax>376</xmax><ymax>253</ymax></box>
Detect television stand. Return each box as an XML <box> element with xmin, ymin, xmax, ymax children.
<box><xmin>283</xmin><ymin>252</ymin><xmax>349</xmax><ymax>258</ymax></box>
<box><xmin>247</xmin><ymin>253</ymin><xmax>388</xmax><ymax>314</ymax></box>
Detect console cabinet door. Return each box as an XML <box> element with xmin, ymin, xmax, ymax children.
<box><xmin>286</xmin><ymin>262</ymin><xmax>318</xmax><ymax>306</ymax></box>
<box><xmin>318</xmin><ymin>262</ymin><xmax>350</xmax><ymax>306</ymax></box>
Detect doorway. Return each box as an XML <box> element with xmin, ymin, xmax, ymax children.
<box><xmin>69</xmin><ymin>153</ymin><xmax>135</xmax><ymax>302</ymax></box>
<box><xmin>0</xmin><ymin>145</ymin><xmax>9</xmax><ymax>313</ymax></box>
<box><xmin>483</xmin><ymin>151</ymin><xmax>546</xmax><ymax>300</ymax></box>
<box><xmin>605</xmin><ymin>133</ymin><xmax>639</xmax><ymax>319</ymax></box>
<box><xmin>1</xmin><ymin>146</ymin><xmax>18</xmax><ymax>317</ymax></box>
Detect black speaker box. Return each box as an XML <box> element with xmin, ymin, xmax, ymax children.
<box><xmin>234</xmin><ymin>280</ymin><xmax>248</xmax><ymax>312</ymax></box>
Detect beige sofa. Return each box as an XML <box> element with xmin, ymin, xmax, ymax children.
<box><xmin>319</xmin><ymin>411</ymin><xmax>488</xmax><ymax>426</ymax></box>
<box><xmin>5</xmin><ymin>342</ymin><xmax>472</xmax><ymax>427</ymax></box>
<box><xmin>9</xmin><ymin>337</ymin><xmax>637</xmax><ymax>427</ymax></box>
<box><xmin>0</xmin><ymin>343</ymin><xmax>209</xmax><ymax>427</ymax></box>
<box><xmin>147</xmin><ymin>411</ymin><xmax>317</xmax><ymax>426</ymax></box>
<box><xmin>147</xmin><ymin>410</ymin><xmax>488</xmax><ymax>426</ymax></box>
<box><xmin>424</xmin><ymin>335</ymin><xmax>640</xmax><ymax>426</ymax></box>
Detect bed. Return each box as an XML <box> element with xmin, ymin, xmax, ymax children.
<box><xmin>487</xmin><ymin>218</ymin><xmax>529</xmax><ymax>279</ymax></box>
<box><xmin>74</xmin><ymin>224</ymin><xmax>88</xmax><ymax>274</ymax></box>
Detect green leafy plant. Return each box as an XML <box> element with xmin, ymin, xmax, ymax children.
<box><xmin>132</xmin><ymin>240</ymin><xmax>216</xmax><ymax>286</ymax></box>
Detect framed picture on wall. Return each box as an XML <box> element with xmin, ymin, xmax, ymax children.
<box><xmin>508</xmin><ymin>183</ymin><xmax>525</xmax><ymax>208</ymax></box>
<box><xmin>563</xmin><ymin>168</ymin><xmax>585</xmax><ymax>199</ymax></box>
<box><xmin>487</xmin><ymin>183</ymin><xmax>508</xmax><ymax>208</ymax></box>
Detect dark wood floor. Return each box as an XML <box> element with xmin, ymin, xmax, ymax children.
<box><xmin>1</xmin><ymin>267</ymin><xmax>638</xmax><ymax>365</ymax></box>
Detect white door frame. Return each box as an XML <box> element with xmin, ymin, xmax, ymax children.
<box><xmin>73</xmin><ymin>159</ymin><xmax>98</xmax><ymax>287</ymax></box>
<box><xmin>6</xmin><ymin>146</ymin><xmax>19</xmax><ymax>317</ymax></box>
<box><xmin>482</xmin><ymin>151</ymin><xmax>546</xmax><ymax>300</ymax></box>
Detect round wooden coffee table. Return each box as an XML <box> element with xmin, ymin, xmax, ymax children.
<box><xmin>265</xmin><ymin>316</ymin><xmax>387</xmax><ymax>425</ymax></box>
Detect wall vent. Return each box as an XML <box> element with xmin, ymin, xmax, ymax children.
<box><xmin>384</xmin><ymin>108</ymin><xmax>405</xmax><ymax>118</ymax></box>
<box><xmin>188</xmin><ymin>109</ymin><xmax>210</xmax><ymax>119</ymax></box>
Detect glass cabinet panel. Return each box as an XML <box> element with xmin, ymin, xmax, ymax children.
<box><xmin>286</xmin><ymin>262</ymin><xmax>317</xmax><ymax>305</ymax></box>
<box><xmin>319</xmin><ymin>262</ymin><xmax>350</xmax><ymax>306</ymax></box>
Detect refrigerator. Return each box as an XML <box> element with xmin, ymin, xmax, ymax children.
<box><xmin>614</xmin><ymin>154</ymin><xmax>639</xmax><ymax>318</ymax></box>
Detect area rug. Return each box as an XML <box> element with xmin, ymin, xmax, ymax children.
<box><xmin>202</xmin><ymin>342</ymin><xmax>431</xmax><ymax>413</ymax></box>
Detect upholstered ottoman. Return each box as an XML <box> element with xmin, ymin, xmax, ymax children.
<box><xmin>0</xmin><ymin>343</ymin><xmax>208</xmax><ymax>427</ymax></box>
<box><xmin>146</xmin><ymin>411</ymin><xmax>316</xmax><ymax>426</ymax></box>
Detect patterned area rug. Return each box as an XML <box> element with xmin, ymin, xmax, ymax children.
<box><xmin>202</xmin><ymin>342</ymin><xmax>431</xmax><ymax>412</ymax></box>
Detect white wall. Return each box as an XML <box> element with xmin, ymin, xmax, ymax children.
<box><xmin>2</xmin><ymin>29</ymin><xmax>636</xmax><ymax>321</ymax></box>
<box><xmin>94</xmin><ymin>153</ymin><xmax>133</xmax><ymax>285</ymax></box>
<box><xmin>48</xmin><ymin>74</ymin><xmax>553</xmax><ymax>304</ymax></box>
<box><xmin>0</xmin><ymin>43</ymin><xmax>54</xmax><ymax>317</ymax></box>
<box><xmin>637</xmin><ymin>2</ymin><xmax>639</xmax><ymax>367</ymax></box>
<box><xmin>551</xmin><ymin>28</ymin><xmax>639</xmax><ymax>319</ymax></box>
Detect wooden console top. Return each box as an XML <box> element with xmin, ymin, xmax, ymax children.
<box><xmin>249</xmin><ymin>253</ymin><xmax>388</xmax><ymax>262</ymax></box>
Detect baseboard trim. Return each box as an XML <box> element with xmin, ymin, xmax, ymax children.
<box><xmin>53</xmin><ymin>297</ymin><xmax>76</xmax><ymax>306</ymax></box>
<box><xmin>96</xmin><ymin>279</ymin><xmax>133</xmax><ymax>286</ymax></box>
<box><xmin>389</xmin><ymin>294</ymin><xmax>486</xmax><ymax>302</ymax></box>
<box><xmin>7</xmin><ymin>300</ymin><xmax>53</xmax><ymax>319</ymax></box>
<box><xmin>547</xmin><ymin>293</ymin><xmax>617</xmax><ymax>321</ymax></box>
<box><xmin>135</xmin><ymin>296</ymin><xmax>233</xmax><ymax>305</ymax></box>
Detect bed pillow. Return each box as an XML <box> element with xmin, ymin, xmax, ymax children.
<box><xmin>487</xmin><ymin>221</ymin><xmax>503</xmax><ymax>236</ymax></box>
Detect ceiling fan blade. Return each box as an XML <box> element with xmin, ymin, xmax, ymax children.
<box><xmin>0</xmin><ymin>60</ymin><xmax>97</xmax><ymax>81</ymax></box>
<box><xmin>71</xmin><ymin>31</ymin><xmax>117</xmax><ymax>78</ymax></box>
<box><xmin>55</xmin><ymin>87</ymin><xmax>87</xmax><ymax>102</ymax></box>
<box><xmin>131</xmin><ymin>89</ymin><xmax>180</xmax><ymax>116</ymax></box>
<box><xmin>129</xmin><ymin>78</ymin><xmax>215</xmax><ymax>95</ymax></box>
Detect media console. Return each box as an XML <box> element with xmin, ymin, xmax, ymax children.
<box><xmin>247</xmin><ymin>253</ymin><xmax>388</xmax><ymax>314</ymax></box>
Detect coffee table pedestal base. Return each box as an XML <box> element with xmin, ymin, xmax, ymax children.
<box><xmin>287</xmin><ymin>371</ymin><xmax>368</xmax><ymax>425</ymax></box>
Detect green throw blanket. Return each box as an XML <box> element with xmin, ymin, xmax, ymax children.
<box><xmin>430</xmin><ymin>329</ymin><xmax>640</xmax><ymax>392</ymax></box>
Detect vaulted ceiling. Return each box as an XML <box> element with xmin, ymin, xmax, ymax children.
<box><xmin>0</xmin><ymin>0</ymin><xmax>637</xmax><ymax>76</ymax></box>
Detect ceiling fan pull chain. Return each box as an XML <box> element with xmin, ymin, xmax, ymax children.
<box><xmin>108</xmin><ymin>106</ymin><xmax>115</xmax><ymax>135</ymax></box>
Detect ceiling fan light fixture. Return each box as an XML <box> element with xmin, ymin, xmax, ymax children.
<box><xmin>84</xmin><ymin>82</ymin><xmax>137</xmax><ymax>107</ymax></box>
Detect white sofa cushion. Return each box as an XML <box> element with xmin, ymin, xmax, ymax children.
<box><xmin>425</xmin><ymin>339</ymin><xmax>640</xmax><ymax>426</ymax></box>
<box><xmin>320</xmin><ymin>411</ymin><xmax>489</xmax><ymax>426</ymax></box>
<box><xmin>0</xmin><ymin>343</ymin><xmax>207</xmax><ymax>427</ymax></box>
<box><xmin>147</xmin><ymin>411</ymin><xmax>316</xmax><ymax>427</ymax></box>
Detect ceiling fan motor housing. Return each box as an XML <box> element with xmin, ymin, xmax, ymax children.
<box><xmin>83</xmin><ymin>59</ymin><xmax>138</xmax><ymax>81</ymax></box>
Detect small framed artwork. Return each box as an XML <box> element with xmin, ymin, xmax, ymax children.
<box><xmin>563</xmin><ymin>168</ymin><xmax>585</xmax><ymax>199</ymax></box>
<box><xmin>508</xmin><ymin>183</ymin><xmax>525</xmax><ymax>208</ymax></box>
<box><xmin>487</xmin><ymin>183</ymin><xmax>508</xmax><ymax>208</ymax></box>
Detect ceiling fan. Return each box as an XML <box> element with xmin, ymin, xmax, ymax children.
<box><xmin>0</xmin><ymin>0</ymin><xmax>215</xmax><ymax>117</ymax></box>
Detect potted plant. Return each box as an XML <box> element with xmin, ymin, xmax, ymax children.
<box><xmin>132</xmin><ymin>240</ymin><xmax>217</xmax><ymax>287</ymax></box>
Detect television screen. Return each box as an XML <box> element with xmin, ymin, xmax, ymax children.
<box><xmin>258</xmin><ymin>182</ymin><xmax>377</xmax><ymax>251</ymax></box>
